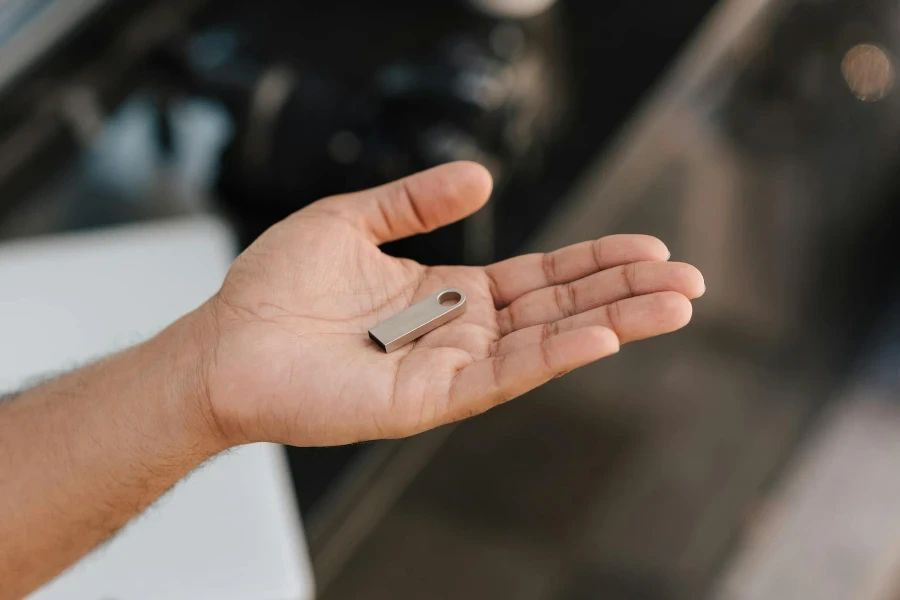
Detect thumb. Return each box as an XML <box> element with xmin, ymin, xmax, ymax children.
<box><xmin>318</xmin><ymin>161</ymin><xmax>494</xmax><ymax>245</ymax></box>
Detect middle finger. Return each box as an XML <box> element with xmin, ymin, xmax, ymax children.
<box><xmin>497</xmin><ymin>261</ymin><xmax>704</xmax><ymax>335</ymax></box>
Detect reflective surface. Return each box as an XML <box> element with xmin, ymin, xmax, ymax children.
<box><xmin>368</xmin><ymin>288</ymin><xmax>468</xmax><ymax>353</ymax></box>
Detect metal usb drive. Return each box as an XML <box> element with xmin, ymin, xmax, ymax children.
<box><xmin>368</xmin><ymin>288</ymin><xmax>467</xmax><ymax>353</ymax></box>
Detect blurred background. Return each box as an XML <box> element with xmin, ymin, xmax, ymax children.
<box><xmin>2</xmin><ymin>0</ymin><xmax>900</xmax><ymax>598</ymax></box>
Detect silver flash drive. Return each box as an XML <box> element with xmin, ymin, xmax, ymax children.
<box><xmin>368</xmin><ymin>288</ymin><xmax>467</xmax><ymax>353</ymax></box>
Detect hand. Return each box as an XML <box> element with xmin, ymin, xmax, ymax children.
<box><xmin>201</xmin><ymin>162</ymin><xmax>704</xmax><ymax>447</ymax></box>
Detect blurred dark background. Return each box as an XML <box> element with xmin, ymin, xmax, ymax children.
<box><xmin>3</xmin><ymin>0</ymin><xmax>900</xmax><ymax>598</ymax></box>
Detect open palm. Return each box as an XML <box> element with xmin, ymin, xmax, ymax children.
<box><xmin>205</xmin><ymin>162</ymin><xmax>704</xmax><ymax>447</ymax></box>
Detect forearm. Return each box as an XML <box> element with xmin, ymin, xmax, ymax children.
<box><xmin>0</xmin><ymin>309</ymin><xmax>225</xmax><ymax>600</ymax></box>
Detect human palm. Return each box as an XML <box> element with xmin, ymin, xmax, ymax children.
<box><xmin>205</xmin><ymin>162</ymin><xmax>704</xmax><ymax>447</ymax></box>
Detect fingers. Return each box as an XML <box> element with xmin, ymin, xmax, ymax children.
<box><xmin>494</xmin><ymin>291</ymin><xmax>694</xmax><ymax>355</ymax></box>
<box><xmin>315</xmin><ymin>161</ymin><xmax>493</xmax><ymax>245</ymax></box>
<box><xmin>485</xmin><ymin>235</ymin><xmax>670</xmax><ymax>308</ymax></box>
<box><xmin>497</xmin><ymin>261</ymin><xmax>704</xmax><ymax>335</ymax></box>
<box><xmin>447</xmin><ymin>327</ymin><xmax>619</xmax><ymax>421</ymax></box>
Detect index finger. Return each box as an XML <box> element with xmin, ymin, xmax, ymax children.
<box><xmin>484</xmin><ymin>234</ymin><xmax>670</xmax><ymax>308</ymax></box>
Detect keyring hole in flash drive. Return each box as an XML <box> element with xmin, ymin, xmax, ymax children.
<box><xmin>438</xmin><ymin>291</ymin><xmax>462</xmax><ymax>306</ymax></box>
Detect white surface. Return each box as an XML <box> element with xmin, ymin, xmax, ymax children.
<box><xmin>0</xmin><ymin>217</ymin><xmax>314</xmax><ymax>600</ymax></box>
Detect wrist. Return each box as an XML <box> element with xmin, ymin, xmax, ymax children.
<box><xmin>144</xmin><ymin>305</ymin><xmax>232</xmax><ymax>458</ymax></box>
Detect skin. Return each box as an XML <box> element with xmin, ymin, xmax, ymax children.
<box><xmin>0</xmin><ymin>161</ymin><xmax>704</xmax><ymax>599</ymax></box>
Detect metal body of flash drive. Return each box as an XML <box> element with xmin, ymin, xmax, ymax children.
<box><xmin>368</xmin><ymin>288</ymin><xmax>467</xmax><ymax>352</ymax></box>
